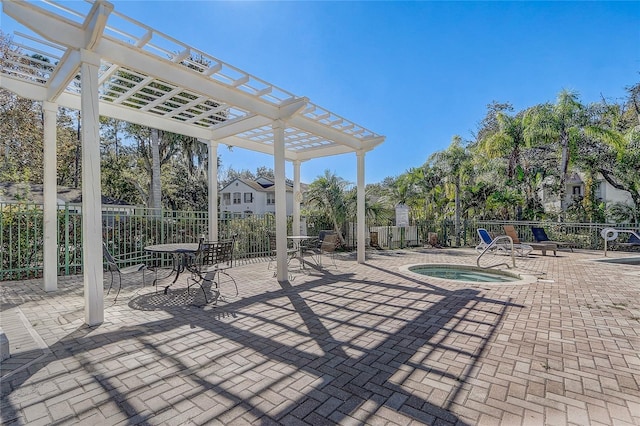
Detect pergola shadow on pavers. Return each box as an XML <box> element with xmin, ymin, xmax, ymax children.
<box><xmin>2</xmin><ymin>249</ymin><xmax>640</xmax><ymax>425</ymax></box>
<box><xmin>2</xmin><ymin>253</ymin><xmax>519</xmax><ymax>425</ymax></box>
<box><xmin>1</xmin><ymin>0</ymin><xmax>384</xmax><ymax>325</ymax></box>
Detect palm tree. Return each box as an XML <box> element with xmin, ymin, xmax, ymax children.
<box><xmin>305</xmin><ymin>170</ymin><xmax>351</xmax><ymax>246</ymax></box>
<box><xmin>588</xmin><ymin>84</ymin><xmax>640</xmax><ymax>218</ymax></box>
<box><xmin>523</xmin><ymin>89</ymin><xmax>588</xmax><ymax>215</ymax></box>
<box><xmin>379</xmin><ymin>171</ymin><xmax>423</xmax><ymax>219</ymax></box>
<box><xmin>428</xmin><ymin>136</ymin><xmax>472</xmax><ymax>246</ymax></box>
<box><xmin>343</xmin><ymin>187</ymin><xmax>385</xmax><ymax>226</ymax></box>
<box><xmin>478</xmin><ymin>111</ymin><xmax>526</xmax><ymax>183</ymax></box>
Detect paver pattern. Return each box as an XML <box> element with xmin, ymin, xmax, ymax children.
<box><xmin>1</xmin><ymin>248</ymin><xmax>639</xmax><ymax>425</ymax></box>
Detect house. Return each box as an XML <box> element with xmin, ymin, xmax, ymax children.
<box><xmin>219</xmin><ymin>177</ymin><xmax>306</xmax><ymax>217</ymax></box>
<box><xmin>0</xmin><ymin>182</ymin><xmax>136</xmax><ymax>225</ymax></box>
<box><xmin>539</xmin><ymin>172</ymin><xmax>634</xmax><ymax>217</ymax></box>
<box><xmin>0</xmin><ymin>182</ymin><xmax>132</xmax><ymax>206</ymax></box>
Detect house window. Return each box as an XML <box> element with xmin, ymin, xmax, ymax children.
<box><xmin>222</xmin><ymin>193</ymin><xmax>231</xmax><ymax>205</ymax></box>
<box><xmin>266</xmin><ymin>193</ymin><xmax>275</xmax><ymax>205</ymax></box>
<box><xmin>233</xmin><ymin>192</ymin><xmax>241</xmax><ymax>204</ymax></box>
<box><xmin>244</xmin><ymin>192</ymin><xmax>253</xmax><ymax>203</ymax></box>
<box><xmin>572</xmin><ymin>186</ymin><xmax>581</xmax><ymax>196</ymax></box>
<box><xmin>595</xmin><ymin>181</ymin><xmax>603</xmax><ymax>201</ymax></box>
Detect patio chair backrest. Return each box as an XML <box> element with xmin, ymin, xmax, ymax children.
<box><xmin>318</xmin><ymin>230</ymin><xmax>336</xmax><ymax>243</ymax></box>
<box><xmin>102</xmin><ymin>242</ymin><xmax>117</xmax><ymax>266</ymax></box>
<box><xmin>477</xmin><ymin>228</ymin><xmax>493</xmax><ymax>245</ymax></box>
<box><xmin>268</xmin><ymin>233</ymin><xmax>277</xmax><ymax>254</ymax></box>
<box><xmin>197</xmin><ymin>237</ymin><xmax>235</xmax><ymax>271</ymax></box>
<box><xmin>320</xmin><ymin>233</ymin><xmax>338</xmax><ymax>253</ymax></box>
<box><xmin>628</xmin><ymin>232</ymin><xmax>640</xmax><ymax>244</ymax></box>
<box><xmin>503</xmin><ymin>225</ymin><xmax>521</xmax><ymax>244</ymax></box>
<box><xmin>531</xmin><ymin>227</ymin><xmax>549</xmax><ymax>242</ymax></box>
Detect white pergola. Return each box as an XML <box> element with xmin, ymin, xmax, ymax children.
<box><xmin>0</xmin><ymin>0</ymin><xmax>384</xmax><ymax>326</ymax></box>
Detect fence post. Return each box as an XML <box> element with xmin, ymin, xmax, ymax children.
<box><xmin>160</xmin><ymin>207</ymin><xmax>165</xmax><ymax>244</ymax></box>
<box><xmin>64</xmin><ymin>204</ymin><xmax>70</xmax><ymax>275</ymax></box>
<box><xmin>442</xmin><ymin>221</ymin><xmax>448</xmax><ymax>247</ymax></box>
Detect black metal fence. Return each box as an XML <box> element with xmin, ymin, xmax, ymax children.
<box><xmin>2</xmin><ymin>202</ymin><xmax>639</xmax><ymax>280</ymax></box>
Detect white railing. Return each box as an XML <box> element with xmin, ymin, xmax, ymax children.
<box><xmin>601</xmin><ymin>228</ymin><xmax>640</xmax><ymax>256</ymax></box>
<box><xmin>476</xmin><ymin>235</ymin><xmax>516</xmax><ymax>269</ymax></box>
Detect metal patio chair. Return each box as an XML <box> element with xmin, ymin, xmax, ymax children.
<box><xmin>188</xmin><ymin>236</ymin><xmax>238</xmax><ymax>304</ymax></box>
<box><xmin>102</xmin><ymin>242</ymin><xmax>150</xmax><ymax>301</ymax></box>
<box><xmin>314</xmin><ymin>232</ymin><xmax>339</xmax><ymax>268</ymax></box>
<box><xmin>267</xmin><ymin>232</ymin><xmax>297</xmax><ymax>274</ymax></box>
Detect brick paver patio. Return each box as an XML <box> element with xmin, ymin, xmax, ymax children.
<box><xmin>1</xmin><ymin>247</ymin><xmax>639</xmax><ymax>425</ymax></box>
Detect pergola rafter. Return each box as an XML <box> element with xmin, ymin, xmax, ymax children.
<box><xmin>0</xmin><ymin>0</ymin><xmax>385</xmax><ymax>326</ymax></box>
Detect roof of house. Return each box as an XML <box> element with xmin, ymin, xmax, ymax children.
<box><xmin>220</xmin><ymin>178</ymin><xmax>307</xmax><ymax>193</ymax></box>
<box><xmin>0</xmin><ymin>183</ymin><xmax>132</xmax><ymax>206</ymax></box>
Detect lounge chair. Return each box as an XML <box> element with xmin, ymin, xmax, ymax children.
<box><xmin>476</xmin><ymin>228</ymin><xmax>532</xmax><ymax>257</ymax></box>
<box><xmin>427</xmin><ymin>232</ymin><xmax>442</xmax><ymax>248</ymax></box>
<box><xmin>503</xmin><ymin>225</ymin><xmax>556</xmax><ymax>256</ymax></box>
<box><xmin>531</xmin><ymin>226</ymin><xmax>578</xmax><ymax>252</ymax></box>
<box><xmin>614</xmin><ymin>231</ymin><xmax>640</xmax><ymax>251</ymax></box>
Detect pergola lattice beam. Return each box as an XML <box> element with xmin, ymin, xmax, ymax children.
<box><xmin>46</xmin><ymin>49</ymin><xmax>80</xmax><ymax>101</ymax></box>
<box><xmin>95</xmin><ymin>39</ymin><xmax>290</xmax><ymax>121</ymax></box>
<box><xmin>83</xmin><ymin>0</ymin><xmax>113</xmax><ymax>50</ymax></box>
<box><xmin>209</xmin><ymin>114</ymin><xmax>272</xmax><ymax>141</ymax></box>
<box><xmin>4</xmin><ymin>1</ymin><xmax>285</xmax><ymax>118</ymax></box>
<box><xmin>1</xmin><ymin>0</ymin><xmax>385</xmax><ymax>325</ymax></box>
<box><xmin>4</xmin><ymin>0</ymin><xmax>380</xmax><ymax>152</ymax></box>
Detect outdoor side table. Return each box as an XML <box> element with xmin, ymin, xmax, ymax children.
<box><xmin>145</xmin><ymin>243</ymin><xmax>200</xmax><ymax>293</ymax></box>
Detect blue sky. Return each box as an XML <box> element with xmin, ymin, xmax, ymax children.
<box><xmin>4</xmin><ymin>1</ymin><xmax>639</xmax><ymax>185</ymax></box>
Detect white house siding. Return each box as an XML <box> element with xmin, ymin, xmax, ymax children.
<box><xmin>598</xmin><ymin>180</ymin><xmax>633</xmax><ymax>205</ymax></box>
<box><xmin>219</xmin><ymin>179</ymin><xmax>295</xmax><ymax>216</ymax></box>
<box><xmin>220</xmin><ymin>180</ymin><xmax>256</xmax><ymax>215</ymax></box>
<box><xmin>539</xmin><ymin>172</ymin><xmax>635</xmax><ymax>217</ymax></box>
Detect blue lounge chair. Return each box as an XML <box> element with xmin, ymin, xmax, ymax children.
<box><xmin>616</xmin><ymin>231</ymin><xmax>640</xmax><ymax>250</ymax></box>
<box><xmin>531</xmin><ymin>227</ymin><xmax>578</xmax><ymax>252</ymax></box>
<box><xmin>476</xmin><ymin>228</ymin><xmax>532</xmax><ymax>257</ymax></box>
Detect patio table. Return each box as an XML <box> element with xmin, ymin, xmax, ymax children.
<box><xmin>287</xmin><ymin>236</ymin><xmax>318</xmax><ymax>270</ymax></box>
<box><xmin>145</xmin><ymin>243</ymin><xmax>199</xmax><ymax>293</ymax></box>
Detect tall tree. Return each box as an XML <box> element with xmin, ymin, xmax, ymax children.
<box><xmin>523</xmin><ymin>90</ymin><xmax>588</xmax><ymax>216</ymax></box>
<box><xmin>0</xmin><ymin>89</ymin><xmax>43</xmax><ymax>183</ymax></box>
<box><xmin>305</xmin><ymin>170</ymin><xmax>351</xmax><ymax>245</ymax></box>
<box><xmin>428</xmin><ymin>136</ymin><xmax>472</xmax><ymax>245</ymax></box>
<box><xmin>583</xmin><ymin>83</ymin><xmax>640</xmax><ymax>220</ymax></box>
<box><xmin>149</xmin><ymin>128</ymin><xmax>162</xmax><ymax>213</ymax></box>
<box><xmin>100</xmin><ymin>116</ymin><xmax>127</xmax><ymax>156</ymax></box>
<box><xmin>478</xmin><ymin>110</ymin><xmax>525</xmax><ymax>182</ymax></box>
<box><xmin>123</xmin><ymin>124</ymin><xmax>176</xmax><ymax>210</ymax></box>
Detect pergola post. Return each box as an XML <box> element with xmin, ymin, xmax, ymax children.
<box><xmin>208</xmin><ymin>140</ymin><xmax>218</xmax><ymax>241</ymax></box>
<box><xmin>273</xmin><ymin>120</ymin><xmax>288</xmax><ymax>282</ymax></box>
<box><xmin>43</xmin><ymin>101</ymin><xmax>58</xmax><ymax>291</ymax></box>
<box><xmin>1</xmin><ymin>1</ymin><xmax>385</xmax><ymax>307</ymax></box>
<box><xmin>80</xmin><ymin>49</ymin><xmax>104</xmax><ymax>326</ymax></box>
<box><xmin>357</xmin><ymin>150</ymin><xmax>366</xmax><ymax>264</ymax></box>
<box><xmin>293</xmin><ymin>160</ymin><xmax>301</xmax><ymax>235</ymax></box>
